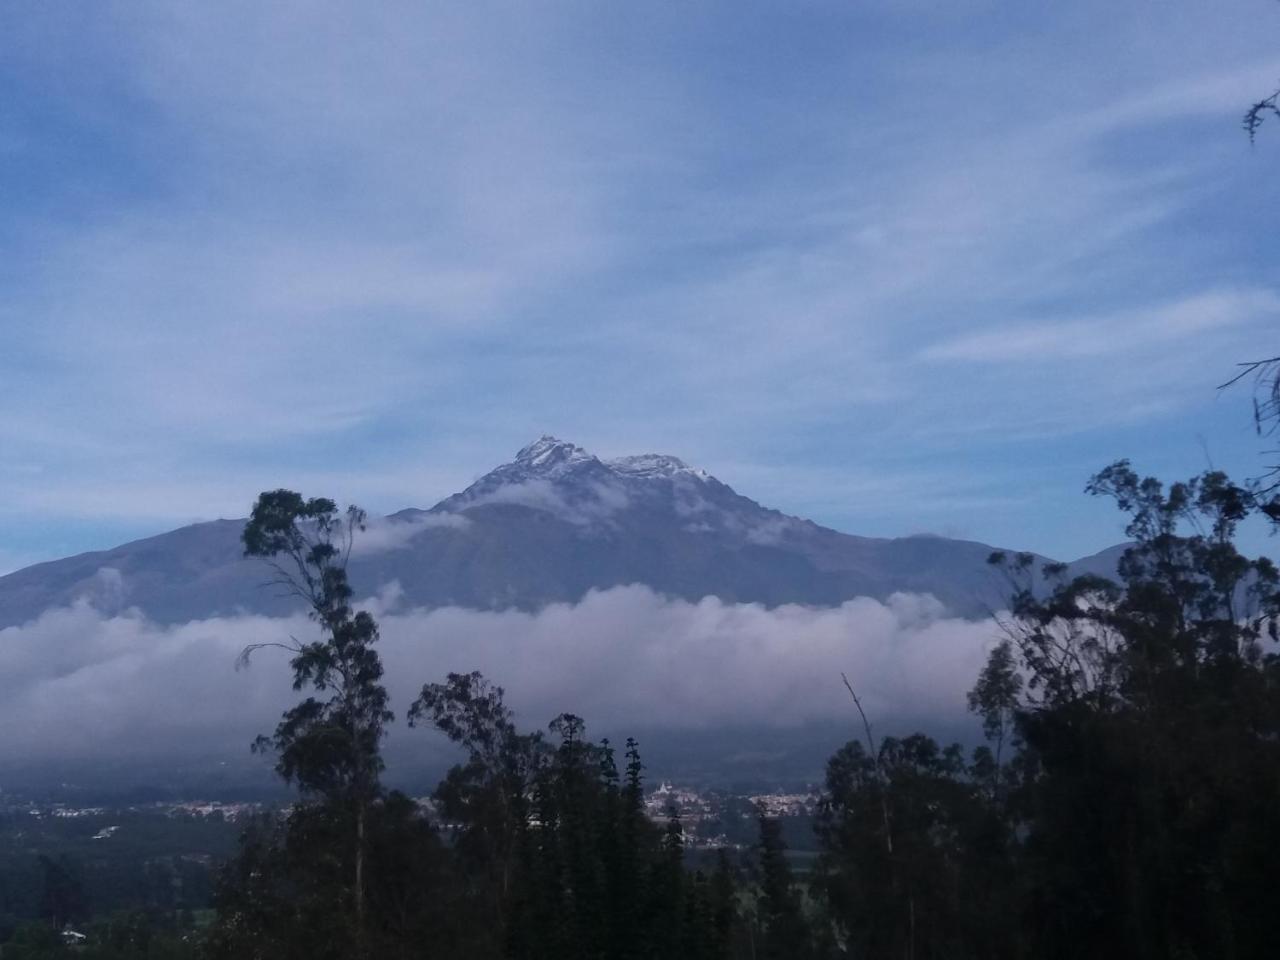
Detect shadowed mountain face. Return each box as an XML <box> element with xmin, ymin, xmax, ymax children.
<box><xmin>0</xmin><ymin>437</ymin><xmax>1123</xmax><ymax>628</ymax></box>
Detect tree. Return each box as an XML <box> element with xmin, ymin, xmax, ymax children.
<box><xmin>987</xmin><ymin>461</ymin><xmax>1280</xmax><ymax>958</ymax></box>
<box><xmin>966</xmin><ymin>639</ymin><xmax>1022</xmax><ymax>799</ymax></box>
<box><xmin>408</xmin><ymin>672</ymin><xmax>746</xmax><ymax>960</ymax></box>
<box><xmin>1221</xmin><ymin>356</ymin><xmax>1280</xmax><ymax>520</ymax></box>
<box><xmin>225</xmin><ymin>490</ymin><xmax>393</xmax><ymax>956</ymax></box>
<box><xmin>1232</xmin><ymin>64</ymin><xmax>1280</xmax><ymax>517</ymax></box>
<box><xmin>37</xmin><ymin>856</ymin><xmax>87</xmax><ymax>932</ymax></box>
<box><xmin>3</xmin><ymin>922</ymin><xmax>68</xmax><ymax>960</ymax></box>
<box><xmin>816</xmin><ymin>734</ymin><xmax>1014</xmax><ymax>960</ymax></box>
<box><xmin>707</xmin><ymin>852</ymin><xmax>739</xmax><ymax>960</ymax></box>
<box><xmin>409</xmin><ymin>671</ymin><xmax>546</xmax><ymax>956</ymax></box>
<box><xmin>754</xmin><ymin>813</ymin><xmax>812</xmax><ymax>960</ymax></box>
<box><xmin>610</xmin><ymin>737</ymin><xmax>649</xmax><ymax>960</ymax></box>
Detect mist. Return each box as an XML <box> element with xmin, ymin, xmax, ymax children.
<box><xmin>0</xmin><ymin>584</ymin><xmax>1000</xmax><ymax>767</ymax></box>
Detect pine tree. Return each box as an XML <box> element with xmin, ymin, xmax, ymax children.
<box><xmin>646</xmin><ymin>808</ymin><xmax>686</xmax><ymax>960</ymax></box>
<box><xmin>708</xmin><ymin>850</ymin><xmax>738</xmax><ymax>960</ymax></box>
<box><xmin>755</xmin><ymin>814</ymin><xmax>811</xmax><ymax>960</ymax></box>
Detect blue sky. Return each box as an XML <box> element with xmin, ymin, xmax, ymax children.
<box><xmin>2</xmin><ymin>0</ymin><xmax>1279</xmax><ymax>573</ymax></box>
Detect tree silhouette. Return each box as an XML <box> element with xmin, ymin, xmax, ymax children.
<box><xmin>233</xmin><ymin>490</ymin><xmax>393</xmax><ymax>956</ymax></box>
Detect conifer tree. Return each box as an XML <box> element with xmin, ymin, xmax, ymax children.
<box><xmin>755</xmin><ymin>814</ymin><xmax>811</xmax><ymax>960</ymax></box>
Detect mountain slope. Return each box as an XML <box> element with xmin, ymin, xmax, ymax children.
<box><xmin>0</xmin><ymin>437</ymin><xmax>1117</xmax><ymax>627</ymax></box>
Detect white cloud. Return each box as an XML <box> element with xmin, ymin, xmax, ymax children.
<box><xmin>921</xmin><ymin>289</ymin><xmax>1279</xmax><ymax>364</ymax></box>
<box><xmin>400</xmin><ymin>587</ymin><xmax>996</xmax><ymax>731</ymax></box>
<box><xmin>2</xmin><ymin>0</ymin><xmax>1279</xmax><ymax>570</ymax></box>
<box><xmin>0</xmin><ymin>586</ymin><xmax>1000</xmax><ymax>762</ymax></box>
<box><xmin>457</xmin><ymin>479</ymin><xmax>631</xmax><ymax>525</ymax></box>
<box><xmin>349</xmin><ymin>512</ymin><xmax>470</xmax><ymax>557</ymax></box>
<box><xmin>745</xmin><ymin>516</ymin><xmax>806</xmax><ymax>546</ymax></box>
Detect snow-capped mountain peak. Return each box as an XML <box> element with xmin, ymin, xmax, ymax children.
<box><xmin>502</xmin><ymin>437</ymin><xmax>710</xmax><ymax>484</ymax></box>
<box><xmin>435</xmin><ymin>437</ymin><xmax>721</xmax><ymax>522</ymax></box>
<box><xmin>0</xmin><ymin>436</ymin><xmax>1122</xmax><ymax>628</ymax></box>
<box><xmin>513</xmin><ymin>435</ymin><xmax>597</xmax><ymax>473</ymax></box>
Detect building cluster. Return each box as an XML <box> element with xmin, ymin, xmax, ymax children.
<box><xmin>640</xmin><ymin>782</ymin><xmax>821</xmax><ymax>850</ymax></box>
<box><xmin>747</xmin><ymin>791</ymin><xmax>818</xmax><ymax>817</ymax></box>
<box><xmin>164</xmin><ymin>800</ymin><xmax>262</xmax><ymax>820</ymax></box>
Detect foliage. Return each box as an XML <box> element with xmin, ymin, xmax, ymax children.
<box><xmin>1</xmin><ymin>912</ymin><xmax>197</xmax><ymax>960</ymax></box>
<box><xmin>1222</xmin><ymin>356</ymin><xmax>1280</xmax><ymax>519</ymax></box>
<box><xmin>205</xmin><ymin>491</ymin><xmax>396</xmax><ymax>957</ymax></box>
<box><xmin>751</xmin><ymin>814</ymin><xmax>814</xmax><ymax>960</ymax></box>
<box><xmin>812</xmin><ymin>461</ymin><xmax>1280</xmax><ymax>959</ymax></box>
<box><xmin>1244</xmin><ymin>85</ymin><xmax>1280</xmax><ymax>143</ymax></box>
<box><xmin>985</xmin><ymin>461</ymin><xmax>1280</xmax><ymax>958</ymax></box>
<box><xmin>815</xmin><ymin>734</ymin><xmax>1016</xmax><ymax>960</ymax></box>
<box><xmin>239</xmin><ymin>490</ymin><xmax>393</xmax><ymax>802</ymax></box>
<box><xmin>410</xmin><ymin>673</ymin><xmax>749</xmax><ymax>959</ymax></box>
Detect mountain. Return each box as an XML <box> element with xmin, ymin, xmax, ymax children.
<box><xmin>0</xmin><ymin>437</ymin><xmax>1120</xmax><ymax>628</ymax></box>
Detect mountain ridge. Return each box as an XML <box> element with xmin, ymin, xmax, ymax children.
<box><xmin>0</xmin><ymin>437</ymin><xmax>1124</xmax><ymax>628</ymax></box>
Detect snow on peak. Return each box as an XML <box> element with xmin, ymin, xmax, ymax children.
<box><xmin>513</xmin><ymin>436</ymin><xmax>597</xmax><ymax>471</ymax></box>
<box><xmin>607</xmin><ymin>454</ymin><xmax>708</xmax><ymax>481</ymax></box>
<box><xmin>434</xmin><ymin>437</ymin><xmax>751</xmax><ymax>532</ymax></box>
<box><xmin>505</xmin><ymin>437</ymin><xmax>711</xmax><ymax>484</ymax></box>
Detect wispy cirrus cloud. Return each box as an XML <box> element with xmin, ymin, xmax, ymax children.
<box><xmin>0</xmin><ymin>1</ymin><xmax>1278</xmax><ymax>565</ymax></box>
<box><xmin>922</xmin><ymin>289</ymin><xmax>1280</xmax><ymax>364</ymax></box>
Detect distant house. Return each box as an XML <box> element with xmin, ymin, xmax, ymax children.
<box><xmin>60</xmin><ymin>927</ymin><xmax>87</xmax><ymax>946</ymax></box>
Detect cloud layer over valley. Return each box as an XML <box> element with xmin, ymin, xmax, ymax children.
<box><xmin>0</xmin><ymin>586</ymin><xmax>1000</xmax><ymax>766</ymax></box>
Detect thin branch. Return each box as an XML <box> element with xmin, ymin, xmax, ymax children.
<box><xmin>236</xmin><ymin>638</ymin><xmax>305</xmax><ymax>671</ymax></box>
<box><xmin>840</xmin><ymin>672</ymin><xmax>878</xmax><ymax>760</ymax></box>
<box><xmin>1219</xmin><ymin>356</ymin><xmax>1280</xmax><ymax>391</ymax></box>
<box><xmin>1244</xmin><ymin>86</ymin><xmax>1280</xmax><ymax>143</ymax></box>
<box><xmin>841</xmin><ymin>672</ymin><xmax>893</xmax><ymax>856</ymax></box>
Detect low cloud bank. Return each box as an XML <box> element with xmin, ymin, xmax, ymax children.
<box><xmin>454</xmin><ymin>479</ymin><xmax>632</xmax><ymax>525</ymax></box>
<box><xmin>348</xmin><ymin>511</ymin><xmax>471</xmax><ymax>556</ymax></box>
<box><xmin>0</xmin><ymin>586</ymin><xmax>1001</xmax><ymax>763</ymax></box>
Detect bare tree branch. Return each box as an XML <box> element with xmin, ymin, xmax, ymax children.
<box><xmin>841</xmin><ymin>672</ymin><xmax>893</xmax><ymax>856</ymax></box>
<box><xmin>1244</xmin><ymin>85</ymin><xmax>1280</xmax><ymax>143</ymax></box>
<box><xmin>235</xmin><ymin>638</ymin><xmax>304</xmax><ymax>671</ymax></box>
